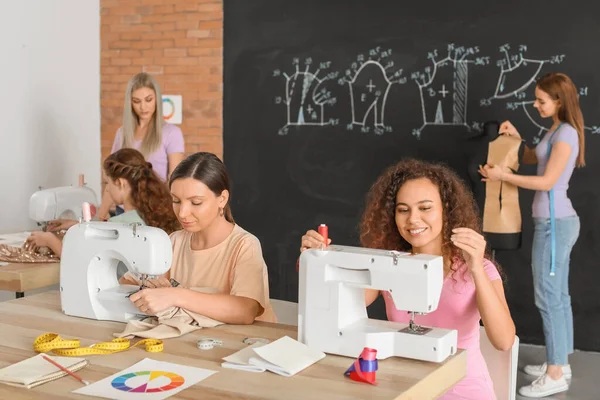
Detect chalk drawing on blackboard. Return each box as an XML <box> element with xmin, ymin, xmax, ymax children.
<box><xmin>481</xmin><ymin>45</ymin><xmax>599</xmax><ymax>141</ymax></box>
<box><xmin>480</xmin><ymin>44</ymin><xmax>567</xmax><ymax>107</ymax></box>
<box><xmin>274</xmin><ymin>58</ymin><xmax>338</xmax><ymax>135</ymax></box>
<box><xmin>479</xmin><ymin>44</ymin><xmax>562</xmax><ymax>105</ymax></box>
<box><xmin>506</xmin><ymin>99</ymin><xmax>600</xmax><ymax>144</ymax></box>
<box><xmin>337</xmin><ymin>48</ymin><xmax>407</xmax><ymax>135</ymax></box>
<box><xmin>411</xmin><ymin>44</ymin><xmax>482</xmax><ymax>139</ymax></box>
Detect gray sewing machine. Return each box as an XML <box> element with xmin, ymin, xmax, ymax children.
<box><xmin>29</xmin><ymin>186</ymin><xmax>97</xmax><ymax>230</ymax></box>
<box><xmin>298</xmin><ymin>245</ymin><xmax>458</xmax><ymax>363</ymax></box>
<box><xmin>60</xmin><ymin>221</ymin><xmax>172</xmax><ymax>323</ymax></box>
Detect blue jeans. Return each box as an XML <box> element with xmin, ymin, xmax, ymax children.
<box><xmin>532</xmin><ymin>215</ymin><xmax>580</xmax><ymax>365</ymax></box>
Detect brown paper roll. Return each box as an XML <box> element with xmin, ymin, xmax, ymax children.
<box><xmin>483</xmin><ymin>135</ymin><xmax>522</xmax><ymax>234</ymax></box>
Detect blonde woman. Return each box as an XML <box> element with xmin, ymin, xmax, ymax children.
<box><xmin>99</xmin><ymin>72</ymin><xmax>185</xmax><ymax>219</ymax></box>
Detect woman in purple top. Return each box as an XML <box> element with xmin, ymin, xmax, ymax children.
<box><xmin>480</xmin><ymin>72</ymin><xmax>585</xmax><ymax>398</ymax></box>
<box><xmin>99</xmin><ymin>72</ymin><xmax>185</xmax><ymax>219</ymax></box>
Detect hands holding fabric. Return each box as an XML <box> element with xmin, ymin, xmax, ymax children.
<box><xmin>478</xmin><ymin>119</ymin><xmax>518</xmax><ymax>182</ymax></box>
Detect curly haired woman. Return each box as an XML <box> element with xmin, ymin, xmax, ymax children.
<box><xmin>300</xmin><ymin>158</ymin><xmax>515</xmax><ymax>399</ymax></box>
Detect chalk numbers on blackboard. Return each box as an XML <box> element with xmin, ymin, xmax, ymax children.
<box><xmin>338</xmin><ymin>47</ymin><xmax>406</xmax><ymax>133</ymax></box>
<box><xmin>274</xmin><ymin>44</ymin><xmax>598</xmax><ymax>137</ymax></box>
<box><xmin>274</xmin><ymin>58</ymin><xmax>339</xmax><ymax>135</ymax></box>
<box><xmin>411</xmin><ymin>44</ymin><xmax>481</xmax><ymax>138</ymax></box>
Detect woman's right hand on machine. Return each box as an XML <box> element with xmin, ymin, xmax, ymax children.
<box><xmin>46</xmin><ymin>219</ymin><xmax>78</xmax><ymax>232</ymax></box>
<box><xmin>300</xmin><ymin>229</ymin><xmax>332</xmax><ymax>252</ymax></box>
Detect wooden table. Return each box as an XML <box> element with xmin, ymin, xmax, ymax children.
<box><xmin>0</xmin><ymin>262</ymin><xmax>60</xmax><ymax>298</ymax></box>
<box><xmin>0</xmin><ymin>291</ymin><xmax>467</xmax><ymax>399</ymax></box>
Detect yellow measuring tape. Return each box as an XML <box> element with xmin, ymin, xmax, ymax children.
<box><xmin>33</xmin><ymin>333</ymin><xmax>163</xmax><ymax>356</ymax></box>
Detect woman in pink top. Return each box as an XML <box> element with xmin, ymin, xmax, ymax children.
<box><xmin>98</xmin><ymin>72</ymin><xmax>185</xmax><ymax>220</ymax></box>
<box><xmin>301</xmin><ymin>159</ymin><xmax>516</xmax><ymax>399</ymax></box>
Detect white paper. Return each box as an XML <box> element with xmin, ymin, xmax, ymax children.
<box><xmin>250</xmin><ymin>336</ymin><xmax>325</xmax><ymax>377</ymax></box>
<box><xmin>221</xmin><ymin>343</ymin><xmax>266</xmax><ymax>373</ymax></box>
<box><xmin>73</xmin><ymin>358</ymin><xmax>216</xmax><ymax>399</ymax></box>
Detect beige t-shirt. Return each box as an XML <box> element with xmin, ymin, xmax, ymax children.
<box><xmin>166</xmin><ymin>225</ymin><xmax>276</xmax><ymax>323</ymax></box>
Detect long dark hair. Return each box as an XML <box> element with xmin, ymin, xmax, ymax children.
<box><xmin>169</xmin><ymin>152</ymin><xmax>234</xmax><ymax>223</ymax></box>
<box><xmin>104</xmin><ymin>148</ymin><xmax>181</xmax><ymax>234</ymax></box>
<box><xmin>536</xmin><ymin>72</ymin><xmax>585</xmax><ymax>167</ymax></box>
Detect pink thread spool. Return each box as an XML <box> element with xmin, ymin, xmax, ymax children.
<box><xmin>82</xmin><ymin>202</ymin><xmax>92</xmax><ymax>222</ymax></box>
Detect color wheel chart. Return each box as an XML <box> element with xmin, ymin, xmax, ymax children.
<box><xmin>111</xmin><ymin>371</ymin><xmax>185</xmax><ymax>393</ymax></box>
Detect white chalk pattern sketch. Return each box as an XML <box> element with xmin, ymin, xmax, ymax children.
<box><xmin>481</xmin><ymin>44</ymin><xmax>599</xmax><ymax>143</ymax></box>
<box><xmin>337</xmin><ymin>47</ymin><xmax>407</xmax><ymax>135</ymax></box>
<box><xmin>273</xmin><ymin>44</ymin><xmax>599</xmax><ymax>139</ymax></box>
<box><xmin>274</xmin><ymin>58</ymin><xmax>339</xmax><ymax>135</ymax></box>
<box><xmin>488</xmin><ymin>44</ymin><xmax>547</xmax><ymax>100</ymax></box>
<box><xmin>506</xmin><ymin>98</ymin><xmax>600</xmax><ymax>144</ymax></box>
<box><xmin>411</xmin><ymin>44</ymin><xmax>483</xmax><ymax>139</ymax></box>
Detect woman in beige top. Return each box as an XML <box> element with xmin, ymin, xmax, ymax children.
<box><xmin>124</xmin><ymin>152</ymin><xmax>276</xmax><ymax>324</ymax></box>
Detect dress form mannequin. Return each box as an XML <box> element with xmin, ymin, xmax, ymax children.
<box><xmin>466</xmin><ymin>121</ymin><xmax>525</xmax><ymax>251</ymax></box>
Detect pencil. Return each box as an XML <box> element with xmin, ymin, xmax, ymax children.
<box><xmin>41</xmin><ymin>355</ymin><xmax>89</xmax><ymax>385</ymax></box>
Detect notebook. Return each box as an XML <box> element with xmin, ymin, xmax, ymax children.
<box><xmin>221</xmin><ymin>336</ymin><xmax>325</xmax><ymax>377</ymax></box>
<box><xmin>0</xmin><ymin>353</ymin><xmax>88</xmax><ymax>389</ymax></box>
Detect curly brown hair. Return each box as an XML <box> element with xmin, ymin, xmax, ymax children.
<box><xmin>360</xmin><ymin>158</ymin><xmax>501</xmax><ymax>279</ymax></box>
<box><xmin>104</xmin><ymin>148</ymin><xmax>181</xmax><ymax>234</ymax></box>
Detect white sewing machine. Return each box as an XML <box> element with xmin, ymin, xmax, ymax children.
<box><xmin>298</xmin><ymin>245</ymin><xmax>458</xmax><ymax>363</ymax></box>
<box><xmin>29</xmin><ymin>186</ymin><xmax>97</xmax><ymax>230</ymax></box>
<box><xmin>60</xmin><ymin>221</ymin><xmax>172</xmax><ymax>323</ymax></box>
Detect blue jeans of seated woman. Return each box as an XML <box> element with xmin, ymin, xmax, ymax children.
<box><xmin>532</xmin><ymin>215</ymin><xmax>580</xmax><ymax>366</ymax></box>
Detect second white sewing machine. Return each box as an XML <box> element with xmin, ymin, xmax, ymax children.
<box><xmin>298</xmin><ymin>245</ymin><xmax>458</xmax><ymax>363</ymax></box>
<box><xmin>29</xmin><ymin>185</ymin><xmax>97</xmax><ymax>230</ymax></box>
<box><xmin>60</xmin><ymin>221</ymin><xmax>172</xmax><ymax>323</ymax></box>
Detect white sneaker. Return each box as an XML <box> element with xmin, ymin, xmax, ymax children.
<box><xmin>519</xmin><ymin>374</ymin><xmax>569</xmax><ymax>398</ymax></box>
<box><xmin>524</xmin><ymin>362</ymin><xmax>572</xmax><ymax>379</ymax></box>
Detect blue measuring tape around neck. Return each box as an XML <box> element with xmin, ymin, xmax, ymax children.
<box><xmin>547</xmin><ymin>122</ymin><xmax>563</xmax><ymax>277</ymax></box>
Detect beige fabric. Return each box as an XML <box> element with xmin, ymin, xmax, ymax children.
<box><xmin>483</xmin><ymin>135</ymin><xmax>522</xmax><ymax>233</ymax></box>
<box><xmin>115</xmin><ymin>288</ymin><xmax>224</xmax><ymax>339</ymax></box>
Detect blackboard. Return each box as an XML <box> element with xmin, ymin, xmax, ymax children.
<box><xmin>223</xmin><ymin>0</ymin><xmax>600</xmax><ymax>351</ymax></box>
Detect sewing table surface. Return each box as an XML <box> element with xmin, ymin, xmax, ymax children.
<box><xmin>0</xmin><ymin>291</ymin><xmax>466</xmax><ymax>399</ymax></box>
<box><xmin>0</xmin><ymin>262</ymin><xmax>59</xmax><ymax>293</ymax></box>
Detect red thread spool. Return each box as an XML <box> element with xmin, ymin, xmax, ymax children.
<box><xmin>344</xmin><ymin>347</ymin><xmax>378</xmax><ymax>385</ymax></box>
<box><xmin>318</xmin><ymin>224</ymin><xmax>328</xmax><ymax>248</ymax></box>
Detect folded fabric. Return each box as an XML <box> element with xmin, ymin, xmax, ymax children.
<box><xmin>221</xmin><ymin>343</ymin><xmax>267</xmax><ymax>372</ymax></box>
<box><xmin>0</xmin><ymin>353</ymin><xmax>88</xmax><ymax>389</ymax></box>
<box><xmin>115</xmin><ymin>288</ymin><xmax>224</xmax><ymax>340</ymax></box>
<box><xmin>222</xmin><ymin>336</ymin><xmax>325</xmax><ymax>377</ymax></box>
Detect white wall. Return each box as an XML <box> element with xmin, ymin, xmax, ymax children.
<box><xmin>0</xmin><ymin>0</ymin><xmax>101</xmax><ymax>234</ymax></box>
